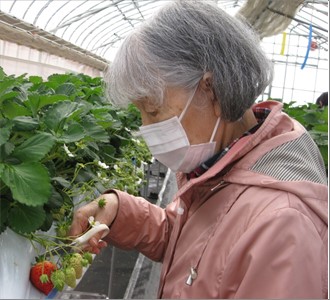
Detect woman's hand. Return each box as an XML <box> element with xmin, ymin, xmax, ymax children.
<box><xmin>69</xmin><ymin>193</ymin><xmax>119</xmax><ymax>254</ymax></box>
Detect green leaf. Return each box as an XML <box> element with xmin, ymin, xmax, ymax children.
<box><xmin>52</xmin><ymin>176</ymin><xmax>71</xmax><ymax>188</ymax></box>
<box><xmin>8</xmin><ymin>203</ymin><xmax>46</xmax><ymax>233</ymax></box>
<box><xmin>0</xmin><ymin>142</ymin><xmax>15</xmax><ymax>162</ymax></box>
<box><xmin>44</xmin><ymin>100</ymin><xmax>79</xmax><ymax>132</ymax></box>
<box><xmin>1</xmin><ymin>100</ymin><xmax>31</xmax><ymax>119</ymax></box>
<box><xmin>27</xmin><ymin>94</ymin><xmax>68</xmax><ymax>115</ymax></box>
<box><xmin>312</xmin><ymin>124</ymin><xmax>328</xmax><ymax>132</ymax></box>
<box><xmin>39</xmin><ymin>211</ymin><xmax>53</xmax><ymax>232</ymax></box>
<box><xmin>319</xmin><ymin>107</ymin><xmax>328</xmax><ymax>121</ymax></box>
<box><xmin>12</xmin><ymin>116</ymin><xmax>39</xmax><ymax>131</ymax></box>
<box><xmin>100</xmin><ymin>144</ymin><xmax>116</xmax><ymax>160</ymax></box>
<box><xmin>0</xmin><ymin>91</ymin><xmax>20</xmax><ymax>101</ymax></box>
<box><xmin>29</xmin><ymin>76</ymin><xmax>43</xmax><ymax>85</ymax></box>
<box><xmin>47</xmin><ymin>73</ymin><xmax>70</xmax><ymax>85</ymax></box>
<box><xmin>11</xmin><ymin>132</ymin><xmax>56</xmax><ymax>162</ymax></box>
<box><xmin>318</xmin><ymin>145</ymin><xmax>328</xmax><ymax>166</ymax></box>
<box><xmin>59</xmin><ymin>123</ymin><xmax>86</xmax><ymax>143</ymax></box>
<box><xmin>47</xmin><ymin>187</ymin><xmax>64</xmax><ymax>210</ymax></box>
<box><xmin>55</xmin><ymin>83</ymin><xmax>76</xmax><ymax>96</ymax></box>
<box><xmin>81</xmin><ymin>147</ymin><xmax>100</xmax><ymax>160</ymax></box>
<box><xmin>82</xmin><ymin>120</ymin><xmax>109</xmax><ymax>142</ymax></box>
<box><xmin>0</xmin><ymin>67</ymin><xmax>5</xmax><ymax>80</ymax></box>
<box><xmin>1</xmin><ymin>162</ymin><xmax>51</xmax><ymax>206</ymax></box>
<box><xmin>309</xmin><ymin>131</ymin><xmax>328</xmax><ymax>146</ymax></box>
<box><xmin>0</xmin><ymin>120</ymin><xmax>13</xmax><ymax>146</ymax></box>
<box><xmin>0</xmin><ymin>78</ymin><xmax>17</xmax><ymax>102</ymax></box>
<box><xmin>0</xmin><ymin>198</ymin><xmax>10</xmax><ymax>227</ymax></box>
<box><xmin>30</xmin><ymin>83</ymin><xmax>55</xmax><ymax>95</ymax></box>
<box><xmin>91</xmin><ymin>109</ymin><xmax>115</xmax><ymax>128</ymax></box>
<box><xmin>0</xmin><ymin>163</ymin><xmax>4</xmax><ymax>176</ymax></box>
<box><xmin>303</xmin><ymin>112</ymin><xmax>320</xmax><ymax>125</ymax></box>
<box><xmin>14</xmin><ymin>85</ymin><xmax>29</xmax><ymax>102</ymax></box>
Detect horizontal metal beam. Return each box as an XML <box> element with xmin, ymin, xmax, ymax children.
<box><xmin>0</xmin><ymin>12</ymin><xmax>109</xmax><ymax>71</ymax></box>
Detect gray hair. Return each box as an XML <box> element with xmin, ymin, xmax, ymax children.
<box><xmin>105</xmin><ymin>0</ymin><xmax>273</xmax><ymax>121</ymax></box>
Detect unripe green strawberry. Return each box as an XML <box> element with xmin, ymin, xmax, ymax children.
<box><xmin>50</xmin><ymin>269</ymin><xmax>65</xmax><ymax>291</ymax></box>
<box><xmin>59</xmin><ymin>206</ymin><xmax>67</xmax><ymax>215</ymax></box>
<box><xmin>98</xmin><ymin>198</ymin><xmax>106</xmax><ymax>208</ymax></box>
<box><xmin>68</xmin><ymin>253</ymin><xmax>83</xmax><ymax>279</ymax></box>
<box><xmin>64</xmin><ymin>267</ymin><xmax>76</xmax><ymax>288</ymax></box>
<box><xmin>52</xmin><ymin>213</ymin><xmax>61</xmax><ymax>221</ymax></box>
<box><xmin>81</xmin><ymin>258</ymin><xmax>89</xmax><ymax>267</ymax></box>
<box><xmin>52</xmin><ymin>206</ymin><xmax>68</xmax><ymax>221</ymax></box>
<box><xmin>56</xmin><ymin>222</ymin><xmax>70</xmax><ymax>238</ymax></box>
<box><xmin>83</xmin><ymin>252</ymin><xmax>93</xmax><ymax>264</ymax></box>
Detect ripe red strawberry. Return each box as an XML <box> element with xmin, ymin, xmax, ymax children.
<box><xmin>30</xmin><ymin>261</ymin><xmax>57</xmax><ymax>295</ymax></box>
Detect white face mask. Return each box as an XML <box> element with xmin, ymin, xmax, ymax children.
<box><xmin>138</xmin><ymin>87</ymin><xmax>220</xmax><ymax>173</ymax></box>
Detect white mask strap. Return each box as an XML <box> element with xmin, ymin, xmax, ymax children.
<box><xmin>179</xmin><ymin>85</ymin><xmax>199</xmax><ymax>121</ymax></box>
<box><xmin>209</xmin><ymin>117</ymin><xmax>220</xmax><ymax>142</ymax></box>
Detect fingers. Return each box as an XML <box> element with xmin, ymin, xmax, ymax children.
<box><xmin>68</xmin><ymin>203</ymin><xmax>97</xmax><ymax>237</ymax></box>
<box><xmin>82</xmin><ymin>240</ymin><xmax>108</xmax><ymax>255</ymax></box>
<box><xmin>87</xmin><ymin>226</ymin><xmax>112</xmax><ymax>253</ymax></box>
<box><xmin>68</xmin><ymin>193</ymin><xmax>119</xmax><ymax>253</ymax></box>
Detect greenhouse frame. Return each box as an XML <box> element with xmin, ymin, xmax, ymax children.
<box><xmin>0</xmin><ymin>0</ymin><xmax>328</xmax><ymax>102</ymax></box>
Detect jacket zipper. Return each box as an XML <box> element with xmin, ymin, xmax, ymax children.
<box><xmin>210</xmin><ymin>180</ymin><xmax>228</xmax><ymax>192</ymax></box>
<box><xmin>185</xmin><ymin>267</ymin><xmax>198</xmax><ymax>286</ymax></box>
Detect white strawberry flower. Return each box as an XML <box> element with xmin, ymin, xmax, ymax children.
<box><xmin>97</xmin><ymin>161</ymin><xmax>109</xmax><ymax>169</ymax></box>
<box><xmin>88</xmin><ymin>216</ymin><xmax>100</xmax><ymax>227</ymax></box>
<box><xmin>132</xmin><ymin>138</ymin><xmax>141</xmax><ymax>145</ymax></box>
<box><xmin>63</xmin><ymin>144</ymin><xmax>75</xmax><ymax>157</ymax></box>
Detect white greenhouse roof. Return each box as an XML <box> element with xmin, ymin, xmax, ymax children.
<box><xmin>0</xmin><ymin>0</ymin><xmax>328</xmax><ymax>63</ymax></box>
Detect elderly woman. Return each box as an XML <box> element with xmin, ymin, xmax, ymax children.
<box><xmin>69</xmin><ymin>1</ymin><xmax>328</xmax><ymax>298</ymax></box>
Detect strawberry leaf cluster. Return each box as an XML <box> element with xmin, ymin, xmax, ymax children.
<box><xmin>0</xmin><ymin>67</ymin><xmax>152</xmax><ymax>235</ymax></box>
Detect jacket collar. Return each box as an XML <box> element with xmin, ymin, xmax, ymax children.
<box><xmin>175</xmin><ymin>100</ymin><xmax>285</xmax><ymax>202</ymax></box>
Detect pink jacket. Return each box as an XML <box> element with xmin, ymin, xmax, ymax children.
<box><xmin>108</xmin><ymin>101</ymin><xmax>328</xmax><ymax>298</ymax></box>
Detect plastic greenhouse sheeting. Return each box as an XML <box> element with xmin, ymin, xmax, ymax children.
<box><xmin>0</xmin><ymin>40</ymin><xmax>104</xmax><ymax>79</ymax></box>
<box><xmin>0</xmin><ymin>0</ymin><xmax>328</xmax><ymax>61</ymax></box>
<box><xmin>0</xmin><ymin>0</ymin><xmax>328</xmax><ymax>79</ymax></box>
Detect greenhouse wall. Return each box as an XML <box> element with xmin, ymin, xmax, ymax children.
<box><xmin>0</xmin><ymin>40</ymin><xmax>104</xmax><ymax>78</ymax></box>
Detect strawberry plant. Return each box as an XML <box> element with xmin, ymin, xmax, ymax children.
<box><xmin>0</xmin><ymin>67</ymin><xmax>151</xmax><ymax>244</ymax></box>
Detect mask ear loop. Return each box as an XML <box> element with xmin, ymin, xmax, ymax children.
<box><xmin>209</xmin><ymin>117</ymin><xmax>221</xmax><ymax>142</ymax></box>
<box><xmin>179</xmin><ymin>85</ymin><xmax>199</xmax><ymax>122</ymax></box>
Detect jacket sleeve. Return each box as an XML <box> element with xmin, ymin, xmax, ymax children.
<box><xmin>220</xmin><ymin>203</ymin><xmax>327</xmax><ymax>298</ymax></box>
<box><xmin>106</xmin><ymin>189</ymin><xmax>178</xmax><ymax>262</ymax></box>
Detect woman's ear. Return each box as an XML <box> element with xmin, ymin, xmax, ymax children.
<box><xmin>200</xmin><ymin>72</ymin><xmax>215</xmax><ymax>99</ymax></box>
<box><xmin>200</xmin><ymin>72</ymin><xmax>221</xmax><ymax>117</ymax></box>
<box><xmin>143</xmin><ymin>99</ymin><xmax>160</xmax><ymax>114</ymax></box>
<box><xmin>200</xmin><ymin>72</ymin><xmax>213</xmax><ymax>89</ymax></box>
